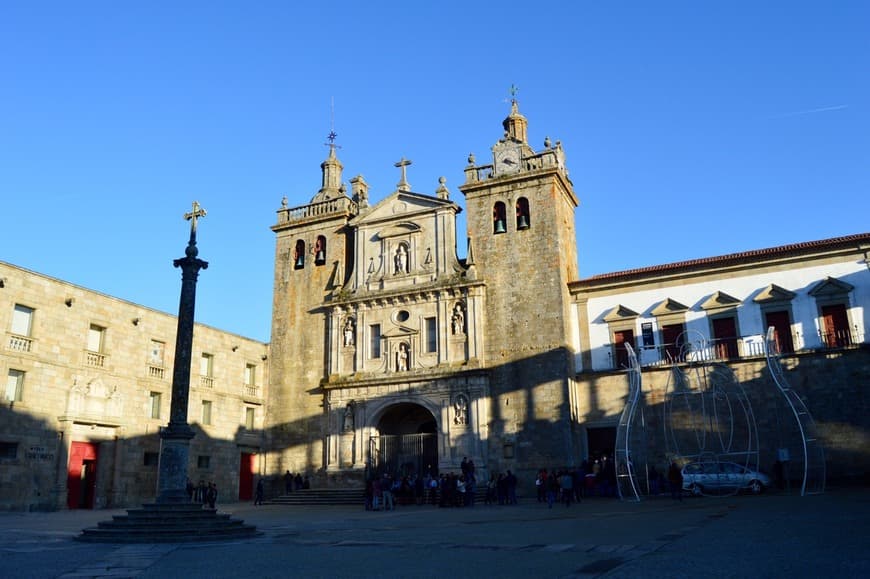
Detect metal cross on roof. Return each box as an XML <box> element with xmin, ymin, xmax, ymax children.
<box><xmin>184</xmin><ymin>201</ymin><xmax>207</xmax><ymax>236</ymax></box>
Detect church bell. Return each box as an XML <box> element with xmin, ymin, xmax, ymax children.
<box><xmin>517</xmin><ymin>215</ymin><xmax>530</xmax><ymax>230</ymax></box>
<box><xmin>294</xmin><ymin>255</ymin><xmax>304</xmax><ymax>268</ymax></box>
<box><xmin>494</xmin><ymin>219</ymin><xmax>506</xmax><ymax>234</ymax></box>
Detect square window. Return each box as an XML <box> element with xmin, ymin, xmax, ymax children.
<box><xmin>87</xmin><ymin>324</ymin><xmax>105</xmax><ymax>353</ymax></box>
<box><xmin>200</xmin><ymin>353</ymin><xmax>213</xmax><ymax>377</ymax></box>
<box><xmin>11</xmin><ymin>304</ymin><xmax>34</xmax><ymax>337</ymax></box>
<box><xmin>143</xmin><ymin>451</ymin><xmax>159</xmax><ymax>466</ymax></box>
<box><xmin>0</xmin><ymin>442</ymin><xmax>18</xmax><ymax>459</ymax></box>
<box><xmin>5</xmin><ymin>369</ymin><xmax>24</xmax><ymax>402</ymax></box>
<box><xmin>149</xmin><ymin>391</ymin><xmax>162</xmax><ymax>419</ymax></box>
<box><xmin>244</xmin><ymin>363</ymin><xmax>256</xmax><ymax>386</ymax></box>
<box><xmin>197</xmin><ymin>455</ymin><xmax>211</xmax><ymax>469</ymax></box>
<box><xmin>201</xmin><ymin>400</ymin><xmax>212</xmax><ymax>425</ymax></box>
<box><xmin>149</xmin><ymin>340</ymin><xmax>165</xmax><ymax>366</ymax></box>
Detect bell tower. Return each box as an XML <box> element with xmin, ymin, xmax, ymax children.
<box><xmin>268</xmin><ymin>135</ymin><xmax>357</xmax><ymax>472</ymax></box>
<box><xmin>459</xmin><ymin>97</ymin><xmax>580</xmax><ymax>469</ymax></box>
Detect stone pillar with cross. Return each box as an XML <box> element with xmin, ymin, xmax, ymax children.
<box><xmin>156</xmin><ymin>201</ymin><xmax>209</xmax><ymax>503</ymax></box>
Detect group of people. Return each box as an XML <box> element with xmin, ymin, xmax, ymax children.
<box><xmin>282</xmin><ymin>470</ymin><xmax>310</xmax><ymax>494</ymax></box>
<box><xmin>186</xmin><ymin>478</ymin><xmax>218</xmax><ymax>509</ymax></box>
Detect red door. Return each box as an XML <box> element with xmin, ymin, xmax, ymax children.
<box><xmin>764</xmin><ymin>311</ymin><xmax>794</xmax><ymax>354</ymax></box>
<box><xmin>239</xmin><ymin>453</ymin><xmax>255</xmax><ymax>500</ymax></box>
<box><xmin>67</xmin><ymin>441</ymin><xmax>99</xmax><ymax>509</ymax></box>
<box><xmin>821</xmin><ymin>304</ymin><xmax>850</xmax><ymax>348</ymax></box>
<box><xmin>712</xmin><ymin>317</ymin><xmax>739</xmax><ymax>359</ymax></box>
<box><xmin>613</xmin><ymin>329</ymin><xmax>634</xmax><ymax>369</ymax></box>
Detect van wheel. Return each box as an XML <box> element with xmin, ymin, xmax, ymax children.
<box><xmin>748</xmin><ymin>480</ymin><xmax>763</xmax><ymax>494</ymax></box>
<box><xmin>689</xmin><ymin>484</ymin><xmax>703</xmax><ymax>497</ymax></box>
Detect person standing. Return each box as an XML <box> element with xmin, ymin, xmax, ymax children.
<box><xmin>284</xmin><ymin>470</ymin><xmax>293</xmax><ymax>494</ymax></box>
<box><xmin>667</xmin><ymin>461</ymin><xmax>683</xmax><ymax>501</ymax></box>
<box><xmin>254</xmin><ymin>477</ymin><xmax>265</xmax><ymax>506</ymax></box>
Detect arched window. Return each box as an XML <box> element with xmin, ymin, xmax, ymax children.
<box><xmin>314</xmin><ymin>236</ymin><xmax>327</xmax><ymax>265</ymax></box>
<box><xmin>515</xmin><ymin>197</ymin><xmax>531</xmax><ymax>230</ymax></box>
<box><xmin>293</xmin><ymin>240</ymin><xmax>305</xmax><ymax>269</ymax></box>
<box><xmin>493</xmin><ymin>202</ymin><xmax>507</xmax><ymax>234</ymax></box>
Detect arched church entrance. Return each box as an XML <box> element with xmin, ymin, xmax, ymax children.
<box><xmin>370</xmin><ymin>402</ymin><xmax>438</xmax><ymax>479</ymax></box>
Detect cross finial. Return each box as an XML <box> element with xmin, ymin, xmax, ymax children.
<box><xmin>184</xmin><ymin>201</ymin><xmax>207</xmax><ymax>237</ymax></box>
<box><xmin>395</xmin><ymin>157</ymin><xmax>412</xmax><ymax>191</ymax></box>
<box><xmin>509</xmin><ymin>84</ymin><xmax>519</xmax><ymax>102</ymax></box>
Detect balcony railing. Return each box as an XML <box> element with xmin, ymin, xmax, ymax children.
<box><xmin>84</xmin><ymin>351</ymin><xmax>106</xmax><ymax>368</ymax></box>
<box><xmin>7</xmin><ymin>334</ymin><xmax>33</xmax><ymax>352</ymax></box>
<box><xmin>611</xmin><ymin>326</ymin><xmax>864</xmax><ymax>370</ymax></box>
<box><xmin>148</xmin><ymin>365</ymin><xmax>166</xmax><ymax>380</ymax></box>
<box><xmin>244</xmin><ymin>385</ymin><xmax>260</xmax><ymax>398</ymax></box>
<box><xmin>199</xmin><ymin>375</ymin><xmax>214</xmax><ymax>389</ymax></box>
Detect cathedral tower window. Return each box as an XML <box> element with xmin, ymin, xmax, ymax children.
<box><xmin>425</xmin><ymin>317</ymin><xmax>437</xmax><ymax>352</ymax></box>
<box><xmin>493</xmin><ymin>202</ymin><xmax>507</xmax><ymax>234</ymax></box>
<box><xmin>369</xmin><ymin>324</ymin><xmax>382</xmax><ymax>358</ymax></box>
<box><xmin>314</xmin><ymin>236</ymin><xmax>327</xmax><ymax>265</ymax></box>
<box><xmin>294</xmin><ymin>240</ymin><xmax>305</xmax><ymax>269</ymax></box>
<box><xmin>515</xmin><ymin>197</ymin><xmax>531</xmax><ymax>230</ymax></box>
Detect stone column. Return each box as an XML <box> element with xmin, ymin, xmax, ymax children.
<box><xmin>156</xmin><ymin>203</ymin><xmax>208</xmax><ymax>504</ymax></box>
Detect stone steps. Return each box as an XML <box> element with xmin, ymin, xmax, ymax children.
<box><xmin>77</xmin><ymin>502</ymin><xmax>259</xmax><ymax>543</ymax></box>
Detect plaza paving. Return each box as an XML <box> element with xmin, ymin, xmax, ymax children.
<box><xmin>1</xmin><ymin>487</ymin><xmax>868</xmax><ymax>578</ymax></box>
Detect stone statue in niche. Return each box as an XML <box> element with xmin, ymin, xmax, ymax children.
<box><xmin>397</xmin><ymin>342</ymin><xmax>409</xmax><ymax>371</ymax></box>
<box><xmin>343</xmin><ymin>403</ymin><xmax>354</xmax><ymax>432</ymax></box>
<box><xmin>394</xmin><ymin>244</ymin><xmax>408</xmax><ymax>274</ymax></box>
<box><xmin>454</xmin><ymin>394</ymin><xmax>469</xmax><ymax>425</ymax></box>
<box><xmin>343</xmin><ymin>318</ymin><xmax>355</xmax><ymax>347</ymax></box>
<box><xmin>452</xmin><ymin>303</ymin><xmax>465</xmax><ymax>335</ymax></box>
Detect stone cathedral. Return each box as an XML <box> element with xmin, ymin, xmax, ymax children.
<box><xmin>268</xmin><ymin>99</ymin><xmax>581</xmax><ymax>484</ymax></box>
<box><xmin>2</xmin><ymin>98</ymin><xmax>866</xmax><ymax>511</ymax></box>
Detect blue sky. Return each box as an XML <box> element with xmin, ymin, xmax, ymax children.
<box><xmin>2</xmin><ymin>2</ymin><xmax>868</xmax><ymax>342</ymax></box>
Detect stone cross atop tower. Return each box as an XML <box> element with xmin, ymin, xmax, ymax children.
<box><xmin>395</xmin><ymin>157</ymin><xmax>412</xmax><ymax>192</ymax></box>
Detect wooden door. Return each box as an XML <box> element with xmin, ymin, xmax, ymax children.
<box><xmin>712</xmin><ymin>317</ymin><xmax>739</xmax><ymax>359</ymax></box>
<box><xmin>764</xmin><ymin>310</ymin><xmax>794</xmax><ymax>354</ymax></box>
<box><xmin>238</xmin><ymin>452</ymin><xmax>255</xmax><ymax>500</ymax></box>
<box><xmin>67</xmin><ymin>441</ymin><xmax>98</xmax><ymax>509</ymax></box>
<box><xmin>821</xmin><ymin>304</ymin><xmax>850</xmax><ymax>348</ymax></box>
<box><xmin>661</xmin><ymin>324</ymin><xmax>685</xmax><ymax>362</ymax></box>
<box><xmin>613</xmin><ymin>329</ymin><xmax>634</xmax><ymax>369</ymax></box>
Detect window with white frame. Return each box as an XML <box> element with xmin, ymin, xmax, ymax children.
<box><xmin>149</xmin><ymin>391</ymin><xmax>162</xmax><ymax>419</ymax></box>
<box><xmin>244</xmin><ymin>406</ymin><xmax>255</xmax><ymax>430</ymax></box>
<box><xmin>200</xmin><ymin>353</ymin><xmax>214</xmax><ymax>377</ymax></box>
<box><xmin>201</xmin><ymin>400</ymin><xmax>212</xmax><ymax>425</ymax></box>
<box><xmin>5</xmin><ymin>369</ymin><xmax>24</xmax><ymax>402</ymax></box>
<box><xmin>87</xmin><ymin>324</ymin><xmax>105</xmax><ymax>353</ymax></box>
<box><xmin>11</xmin><ymin>304</ymin><xmax>33</xmax><ymax>337</ymax></box>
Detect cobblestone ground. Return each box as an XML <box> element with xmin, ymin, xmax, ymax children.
<box><xmin>1</xmin><ymin>488</ymin><xmax>868</xmax><ymax>578</ymax></box>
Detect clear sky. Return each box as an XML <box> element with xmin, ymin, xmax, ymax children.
<box><xmin>2</xmin><ymin>2</ymin><xmax>868</xmax><ymax>343</ymax></box>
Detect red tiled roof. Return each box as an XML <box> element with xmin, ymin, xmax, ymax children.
<box><xmin>575</xmin><ymin>232</ymin><xmax>870</xmax><ymax>285</ymax></box>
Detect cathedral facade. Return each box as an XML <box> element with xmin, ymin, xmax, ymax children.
<box><xmin>2</xmin><ymin>101</ymin><xmax>868</xmax><ymax>511</ymax></box>
<box><xmin>264</xmin><ymin>100</ymin><xmax>870</xmax><ymax>487</ymax></box>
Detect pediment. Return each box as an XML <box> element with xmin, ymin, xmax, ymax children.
<box><xmin>700</xmin><ymin>291</ymin><xmax>741</xmax><ymax>311</ymax></box>
<box><xmin>753</xmin><ymin>284</ymin><xmax>796</xmax><ymax>303</ymax></box>
<box><xmin>382</xmin><ymin>325</ymin><xmax>418</xmax><ymax>338</ymax></box>
<box><xmin>651</xmin><ymin>298</ymin><xmax>689</xmax><ymax>316</ymax></box>
<box><xmin>376</xmin><ymin>222</ymin><xmax>421</xmax><ymax>240</ymax></box>
<box><xmin>603</xmin><ymin>304</ymin><xmax>639</xmax><ymax>323</ymax></box>
<box><xmin>809</xmin><ymin>276</ymin><xmax>854</xmax><ymax>297</ymax></box>
<box><xmin>350</xmin><ymin>190</ymin><xmax>458</xmax><ymax>227</ymax></box>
